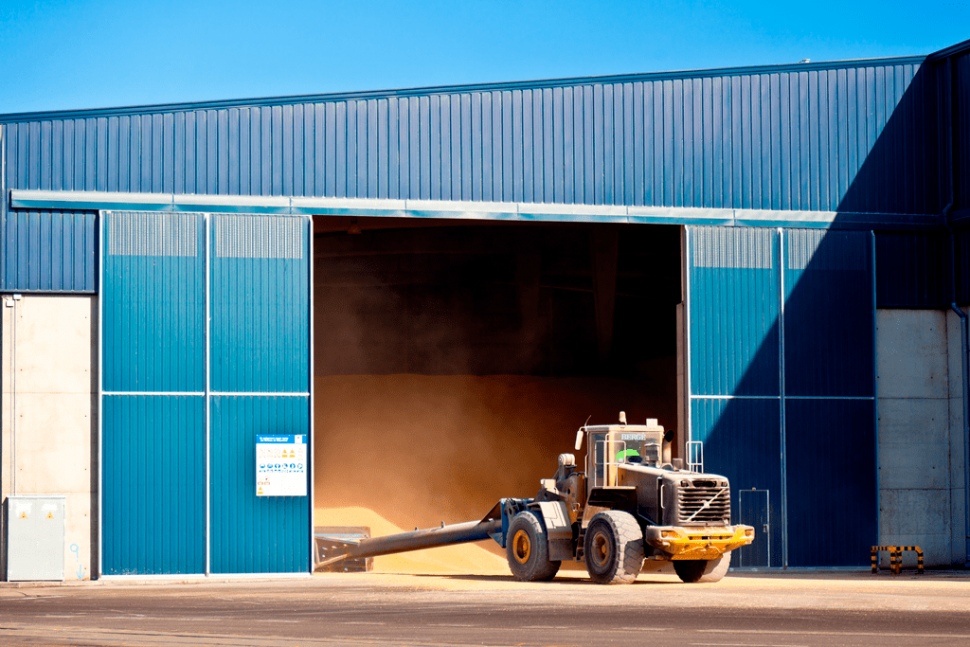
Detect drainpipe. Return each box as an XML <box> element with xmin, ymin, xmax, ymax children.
<box><xmin>946</xmin><ymin>207</ymin><xmax>970</xmax><ymax>569</ymax></box>
<box><xmin>940</xmin><ymin>56</ymin><xmax>970</xmax><ymax>567</ymax></box>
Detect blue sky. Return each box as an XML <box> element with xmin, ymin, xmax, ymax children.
<box><xmin>1</xmin><ymin>0</ymin><xmax>967</xmax><ymax>115</ymax></box>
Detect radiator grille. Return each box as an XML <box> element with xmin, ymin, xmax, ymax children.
<box><xmin>677</xmin><ymin>485</ymin><xmax>731</xmax><ymax>524</ymax></box>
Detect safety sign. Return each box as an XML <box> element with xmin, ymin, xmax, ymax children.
<box><xmin>256</xmin><ymin>434</ymin><xmax>307</xmax><ymax>497</ymax></box>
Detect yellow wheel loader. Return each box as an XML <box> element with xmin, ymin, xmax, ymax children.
<box><xmin>317</xmin><ymin>413</ymin><xmax>754</xmax><ymax>584</ymax></box>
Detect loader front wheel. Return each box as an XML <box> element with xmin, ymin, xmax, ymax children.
<box><xmin>584</xmin><ymin>511</ymin><xmax>644</xmax><ymax>584</ymax></box>
<box><xmin>674</xmin><ymin>551</ymin><xmax>732</xmax><ymax>583</ymax></box>
<box><xmin>506</xmin><ymin>511</ymin><xmax>561</xmax><ymax>582</ymax></box>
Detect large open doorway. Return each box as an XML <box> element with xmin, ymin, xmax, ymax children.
<box><xmin>310</xmin><ymin>216</ymin><xmax>683</xmax><ymax>561</ymax></box>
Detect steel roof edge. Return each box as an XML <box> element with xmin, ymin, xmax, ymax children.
<box><xmin>925</xmin><ymin>37</ymin><xmax>970</xmax><ymax>62</ymax></box>
<box><xmin>8</xmin><ymin>189</ymin><xmax>943</xmax><ymax>230</ymax></box>
<box><xmin>0</xmin><ymin>54</ymin><xmax>929</xmax><ymax>124</ymax></box>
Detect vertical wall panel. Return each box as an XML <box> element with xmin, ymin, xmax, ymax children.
<box><xmin>689</xmin><ymin>227</ymin><xmax>779</xmax><ymax>396</ymax></box>
<box><xmin>209</xmin><ymin>396</ymin><xmax>310</xmax><ymax>574</ymax></box>
<box><xmin>688</xmin><ymin>225</ymin><xmax>878</xmax><ymax>567</ymax></box>
<box><xmin>784</xmin><ymin>229</ymin><xmax>874</xmax><ymax>397</ymax></box>
<box><xmin>1</xmin><ymin>209</ymin><xmax>96</xmax><ymax>292</ymax></box>
<box><xmin>101</xmin><ymin>211</ymin><xmax>207</xmax><ymax>576</ymax></box>
<box><xmin>102</xmin><ymin>211</ymin><xmax>311</xmax><ymax>575</ymax></box>
<box><xmin>209</xmin><ymin>215</ymin><xmax>310</xmax><ymax>393</ymax></box>
<box><xmin>955</xmin><ymin>51</ymin><xmax>970</xmax><ymax>211</ymax></box>
<box><xmin>692</xmin><ymin>398</ymin><xmax>783</xmax><ymax>567</ymax></box>
<box><xmin>102</xmin><ymin>395</ymin><xmax>206</xmax><ymax>575</ymax></box>
<box><xmin>875</xmin><ymin>232</ymin><xmax>950</xmax><ymax>308</ymax></box>
<box><xmin>958</xmin><ymin>229</ymin><xmax>970</xmax><ymax>305</ymax></box>
<box><xmin>102</xmin><ymin>212</ymin><xmax>205</xmax><ymax>392</ymax></box>
<box><xmin>208</xmin><ymin>214</ymin><xmax>311</xmax><ymax>574</ymax></box>
<box><xmin>785</xmin><ymin>399</ymin><xmax>876</xmax><ymax>567</ymax></box>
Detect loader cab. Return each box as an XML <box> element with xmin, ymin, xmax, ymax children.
<box><xmin>575</xmin><ymin>413</ymin><xmax>670</xmax><ymax>489</ymax></box>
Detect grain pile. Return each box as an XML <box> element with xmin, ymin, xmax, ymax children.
<box><xmin>313</xmin><ymin>373</ymin><xmax>672</xmax><ymax>534</ymax></box>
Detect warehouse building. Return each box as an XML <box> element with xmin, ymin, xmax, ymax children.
<box><xmin>2</xmin><ymin>38</ymin><xmax>969</xmax><ymax>579</ymax></box>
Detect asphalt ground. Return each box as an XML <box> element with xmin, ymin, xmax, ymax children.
<box><xmin>1</xmin><ymin>569</ymin><xmax>969</xmax><ymax>647</ymax></box>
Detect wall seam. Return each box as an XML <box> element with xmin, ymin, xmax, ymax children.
<box><xmin>779</xmin><ymin>227</ymin><xmax>788</xmax><ymax>569</ymax></box>
<box><xmin>97</xmin><ymin>211</ymin><xmax>104</xmax><ymax>577</ymax></box>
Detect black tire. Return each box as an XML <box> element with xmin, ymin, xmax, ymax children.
<box><xmin>506</xmin><ymin>511</ymin><xmax>561</xmax><ymax>582</ymax></box>
<box><xmin>583</xmin><ymin>511</ymin><xmax>644</xmax><ymax>584</ymax></box>
<box><xmin>673</xmin><ymin>551</ymin><xmax>732</xmax><ymax>583</ymax></box>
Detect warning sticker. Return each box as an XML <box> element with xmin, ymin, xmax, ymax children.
<box><xmin>255</xmin><ymin>434</ymin><xmax>308</xmax><ymax>497</ymax></box>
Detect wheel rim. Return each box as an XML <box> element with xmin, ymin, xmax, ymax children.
<box><xmin>512</xmin><ymin>529</ymin><xmax>532</xmax><ymax>565</ymax></box>
<box><xmin>589</xmin><ymin>528</ymin><xmax>611</xmax><ymax>569</ymax></box>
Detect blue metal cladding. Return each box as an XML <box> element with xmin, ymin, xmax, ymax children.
<box><xmin>102</xmin><ymin>211</ymin><xmax>312</xmax><ymax>575</ymax></box>
<box><xmin>874</xmin><ymin>232</ymin><xmax>950</xmax><ymax>308</ymax></box>
<box><xmin>102</xmin><ymin>212</ymin><xmax>205</xmax><ymax>392</ymax></box>
<box><xmin>0</xmin><ymin>59</ymin><xmax>934</xmax><ymax>212</ymax></box>
<box><xmin>958</xmin><ymin>229</ymin><xmax>970</xmax><ymax>305</ymax></box>
<box><xmin>692</xmin><ymin>398</ymin><xmax>783</xmax><ymax>567</ymax></box>
<box><xmin>954</xmin><ymin>50</ymin><xmax>970</xmax><ymax>212</ymax></box>
<box><xmin>0</xmin><ymin>209</ymin><xmax>96</xmax><ymax>291</ymax></box>
<box><xmin>209</xmin><ymin>396</ymin><xmax>310</xmax><ymax>573</ymax></box>
<box><xmin>785</xmin><ymin>399</ymin><xmax>876</xmax><ymax>567</ymax></box>
<box><xmin>784</xmin><ymin>230</ymin><xmax>873</xmax><ymax>397</ymax></box>
<box><xmin>689</xmin><ymin>227</ymin><xmax>779</xmax><ymax>396</ymax></box>
<box><xmin>102</xmin><ymin>395</ymin><xmax>206</xmax><ymax>575</ymax></box>
<box><xmin>688</xmin><ymin>225</ymin><xmax>878</xmax><ymax>566</ymax></box>
<box><xmin>209</xmin><ymin>215</ymin><xmax>310</xmax><ymax>393</ymax></box>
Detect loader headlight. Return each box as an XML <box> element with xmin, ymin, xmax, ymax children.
<box><xmin>661</xmin><ymin>530</ymin><xmax>680</xmax><ymax>539</ymax></box>
<box><xmin>744</xmin><ymin>527</ymin><xmax>755</xmax><ymax>537</ymax></box>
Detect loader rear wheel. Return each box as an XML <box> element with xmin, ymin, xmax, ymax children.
<box><xmin>506</xmin><ymin>511</ymin><xmax>561</xmax><ymax>582</ymax></box>
<box><xmin>674</xmin><ymin>551</ymin><xmax>732</xmax><ymax>583</ymax></box>
<box><xmin>583</xmin><ymin>511</ymin><xmax>644</xmax><ymax>584</ymax></box>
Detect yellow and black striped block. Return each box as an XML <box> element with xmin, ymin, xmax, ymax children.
<box><xmin>871</xmin><ymin>545</ymin><xmax>924</xmax><ymax>575</ymax></box>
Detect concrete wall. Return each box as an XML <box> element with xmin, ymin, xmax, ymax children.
<box><xmin>876</xmin><ymin>309</ymin><xmax>967</xmax><ymax>567</ymax></box>
<box><xmin>947</xmin><ymin>309</ymin><xmax>969</xmax><ymax>567</ymax></box>
<box><xmin>1</xmin><ymin>294</ymin><xmax>97</xmax><ymax>580</ymax></box>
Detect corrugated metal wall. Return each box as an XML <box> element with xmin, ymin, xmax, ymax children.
<box><xmin>210</xmin><ymin>396</ymin><xmax>310</xmax><ymax>574</ymax></box>
<box><xmin>688</xmin><ymin>225</ymin><xmax>876</xmax><ymax>567</ymax></box>
<box><xmin>785</xmin><ymin>399</ymin><xmax>876</xmax><ymax>566</ymax></box>
<box><xmin>782</xmin><ymin>230</ymin><xmax>875</xmax><ymax>567</ymax></box>
<box><xmin>958</xmin><ymin>230</ymin><xmax>970</xmax><ymax>304</ymax></box>
<box><xmin>784</xmin><ymin>229</ymin><xmax>873</xmax><ymax>397</ymax></box>
<box><xmin>691</xmin><ymin>398</ymin><xmax>782</xmax><ymax>568</ymax></box>
<box><xmin>688</xmin><ymin>226</ymin><xmax>782</xmax><ymax>566</ymax></box>
<box><xmin>102</xmin><ymin>395</ymin><xmax>206</xmax><ymax>574</ymax></box>
<box><xmin>101</xmin><ymin>212</ymin><xmax>206</xmax><ymax>575</ymax></box>
<box><xmin>0</xmin><ymin>61</ymin><xmax>933</xmax><ymax>212</ymax></box>
<box><xmin>875</xmin><ymin>232</ymin><xmax>950</xmax><ymax>308</ymax></box>
<box><xmin>102</xmin><ymin>212</ymin><xmax>205</xmax><ymax>391</ymax></box>
<box><xmin>209</xmin><ymin>214</ymin><xmax>311</xmax><ymax>574</ymax></box>
<box><xmin>689</xmin><ymin>227</ymin><xmax>779</xmax><ymax>397</ymax></box>
<box><xmin>0</xmin><ymin>209</ymin><xmax>96</xmax><ymax>291</ymax></box>
<box><xmin>210</xmin><ymin>215</ymin><xmax>310</xmax><ymax>393</ymax></box>
<box><xmin>954</xmin><ymin>50</ymin><xmax>970</xmax><ymax>216</ymax></box>
<box><xmin>101</xmin><ymin>211</ymin><xmax>311</xmax><ymax>576</ymax></box>
<box><xmin>0</xmin><ymin>57</ymin><xmax>947</xmax><ymax>292</ymax></box>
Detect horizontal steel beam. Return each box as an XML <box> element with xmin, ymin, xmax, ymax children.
<box><xmin>8</xmin><ymin>189</ymin><xmax>943</xmax><ymax>229</ymax></box>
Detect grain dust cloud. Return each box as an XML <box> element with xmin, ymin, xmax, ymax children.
<box><xmin>312</xmin><ymin>218</ymin><xmax>681</xmax><ymax>570</ymax></box>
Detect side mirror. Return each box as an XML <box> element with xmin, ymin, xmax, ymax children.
<box><xmin>575</xmin><ymin>430</ymin><xmax>584</xmax><ymax>451</ymax></box>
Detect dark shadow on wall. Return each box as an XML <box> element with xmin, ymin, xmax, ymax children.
<box><xmin>697</xmin><ymin>63</ymin><xmax>943</xmax><ymax>567</ymax></box>
<box><xmin>834</xmin><ymin>65</ymin><xmax>941</xmax><ymax>219</ymax></box>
